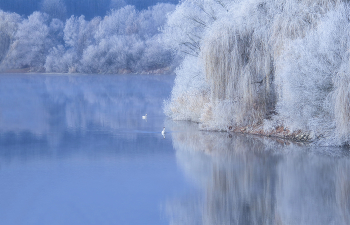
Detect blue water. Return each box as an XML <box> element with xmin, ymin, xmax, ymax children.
<box><xmin>1</xmin><ymin>74</ymin><xmax>350</xmax><ymax>225</ymax></box>
<box><xmin>0</xmin><ymin>73</ymin><xmax>191</xmax><ymax>225</ymax></box>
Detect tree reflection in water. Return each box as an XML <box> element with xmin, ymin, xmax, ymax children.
<box><xmin>166</xmin><ymin>121</ymin><xmax>350</xmax><ymax>225</ymax></box>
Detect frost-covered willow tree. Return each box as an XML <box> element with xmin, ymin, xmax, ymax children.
<box><xmin>163</xmin><ymin>0</ymin><xmax>232</xmax><ymax>122</ymax></box>
<box><xmin>163</xmin><ymin>0</ymin><xmax>350</xmax><ymax>146</ymax></box>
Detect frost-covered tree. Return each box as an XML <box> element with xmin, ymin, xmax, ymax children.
<box><xmin>163</xmin><ymin>0</ymin><xmax>232</xmax><ymax>122</ymax></box>
<box><xmin>110</xmin><ymin>0</ymin><xmax>127</xmax><ymax>9</ymax></box>
<box><xmin>1</xmin><ymin>2</ymin><xmax>176</xmax><ymax>74</ymax></box>
<box><xmin>80</xmin><ymin>35</ymin><xmax>144</xmax><ymax>73</ymax></box>
<box><xmin>2</xmin><ymin>12</ymin><xmax>52</xmax><ymax>72</ymax></box>
<box><xmin>45</xmin><ymin>45</ymin><xmax>72</xmax><ymax>72</ymax></box>
<box><xmin>0</xmin><ymin>10</ymin><xmax>21</xmax><ymax>66</ymax></box>
<box><xmin>40</xmin><ymin>0</ymin><xmax>67</xmax><ymax>20</ymax></box>
<box><xmin>48</xmin><ymin>18</ymin><xmax>64</xmax><ymax>45</ymax></box>
<box><xmin>138</xmin><ymin>3</ymin><xmax>175</xmax><ymax>39</ymax></box>
<box><xmin>79</xmin><ymin>3</ymin><xmax>175</xmax><ymax>73</ymax></box>
<box><xmin>45</xmin><ymin>15</ymin><xmax>101</xmax><ymax>73</ymax></box>
<box><xmin>64</xmin><ymin>15</ymin><xmax>99</xmax><ymax>55</ymax></box>
<box><xmin>163</xmin><ymin>0</ymin><xmax>350</xmax><ymax>145</ymax></box>
<box><xmin>162</xmin><ymin>0</ymin><xmax>231</xmax><ymax>57</ymax></box>
<box><xmin>136</xmin><ymin>36</ymin><xmax>174</xmax><ymax>71</ymax></box>
<box><xmin>95</xmin><ymin>5</ymin><xmax>138</xmax><ymax>40</ymax></box>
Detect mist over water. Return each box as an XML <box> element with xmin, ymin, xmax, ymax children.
<box><xmin>0</xmin><ymin>73</ymin><xmax>174</xmax><ymax>141</ymax></box>
<box><xmin>0</xmin><ymin>73</ymin><xmax>185</xmax><ymax>225</ymax></box>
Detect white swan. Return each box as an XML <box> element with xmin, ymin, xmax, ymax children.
<box><xmin>142</xmin><ymin>114</ymin><xmax>147</xmax><ymax>120</ymax></box>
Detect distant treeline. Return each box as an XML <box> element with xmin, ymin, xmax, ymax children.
<box><xmin>0</xmin><ymin>3</ymin><xmax>177</xmax><ymax>74</ymax></box>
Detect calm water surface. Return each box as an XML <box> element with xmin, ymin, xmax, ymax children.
<box><xmin>0</xmin><ymin>74</ymin><xmax>349</xmax><ymax>225</ymax></box>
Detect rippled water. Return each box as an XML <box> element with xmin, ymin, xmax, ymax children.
<box><xmin>0</xmin><ymin>74</ymin><xmax>349</xmax><ymax>225</ymax></box>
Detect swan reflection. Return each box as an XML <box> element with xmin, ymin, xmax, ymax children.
<box><xmin>166</xmin><ymin>121</ymin><xmax>350</xmax><ymax>225</ymax></box>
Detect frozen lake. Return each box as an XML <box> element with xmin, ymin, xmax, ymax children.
<box><xmin>0</xmin><ymin>74</ymin><xmax>349</xmax><ymax>225</ymax></box>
